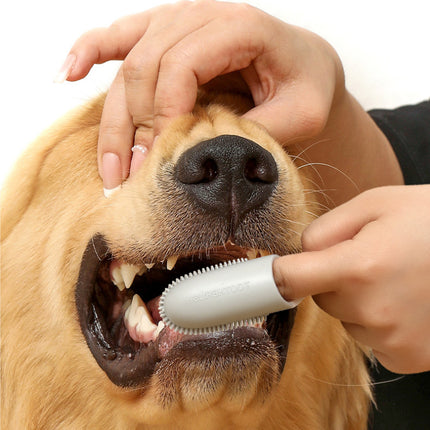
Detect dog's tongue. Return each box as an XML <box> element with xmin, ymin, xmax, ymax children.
<box><xmin>143</xmin><ymin>295</ymin><xmax>185</xmax><ymax>357</ymax></box>
<box><xmin>157</xmin><ymin>327</ymin><xmax>186</xmax><ymax>357</ymax></box>
<box><xmin>147</xmin><ymin>296</ymin><xmax>162</xmax><ymax>323</ymax></box>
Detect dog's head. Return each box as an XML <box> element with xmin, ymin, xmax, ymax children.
<box><xmin>1</xmin><ymin>90</ymin><xmax>370</xmax><ymax>429</ymax></box>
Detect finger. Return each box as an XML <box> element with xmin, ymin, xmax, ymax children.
<box><xmin>64</xmin><ymin>12</ymin><xmax>153</xmax><ymax>81</ymax></box>
<box><xmin>130</xmin><ymin>143</ymin><xmax>149</xmax><ymax>177</ymax></box>
<box><xmin>121</xmin><ymin>3</ymin><xmax>223</xmax><ymax>147</ymax></box>
<box><xmin>300</xmin><ymin>190</ymin><xmax>381</xmax><ymax>252</ymax></box>
<box><xmin>243</xmin><ymin>82</ymin><xmax>331</xmax><ymax>145</ymax></box>
<box><xmin>272</xmin><ymin>242</ymin><xmax>358</xmax><ymax>300</ymax></box>
<box><xmin>341</xmin><ymin>322</ymin><xmax>389</xmax><ymax>349</ymax></box>
<box><xmin>151</xmin><ymin>17</ymin><xmax>265</xmax><ymax>138</ymax></box>
<box><xmin>341</xmin><ymin>322</ymin><xmax>405</xmax><ymax>373</ymax></box>
<box><xmin>311</xmin><ymin>292</ymin><xmax>363</xmax><ymax>324</ymax></box>
<box><xmin>241</xmin><ymin>28</ymin><xmax>338</xmax><ymax>144</ymax></box>
<box><xmin>98</xmin><ymin>67</ymin><xmax>135</xmax><ymax>190</ymax></box>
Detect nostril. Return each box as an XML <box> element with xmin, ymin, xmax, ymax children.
<box><xmin>201</xmin><ymin>159</ymin><xmax>218</xmax><ymax>183</ymax></box>
<box><xmin>244</xmin><ymin>158</ymin><xmax>277</xmax><ymax>184</ymax></box>
<box><xmin>174</xmin><ymin>135</ymin><xmax>278</xmax><ymax>224</ymax></box>
<box><xmin>176</xmin><ymin>155</ymin><xmax>218</xmax><ymax>185</ymax></box>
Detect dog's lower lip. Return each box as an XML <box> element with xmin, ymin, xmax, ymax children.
<box><xmin>76</xmin><ymin>235</ymin><xmax>295</xmax><ymax>388</ymax></box>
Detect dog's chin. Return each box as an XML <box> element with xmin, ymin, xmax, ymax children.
<box><xmin>76</xmin><ymin>235</ymin><xmax>297</xmax><ymax>404</ymax></box>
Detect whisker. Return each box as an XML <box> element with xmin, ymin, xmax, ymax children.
<box><xmin>290</xmin><ymin>138</ymin><xmax>332</xmax><ymax>159</ymax></box>
<box><xmin>91</xmin><ymin>236</ymin><xmax>103</xmax><ymax>262</ymax></box>
<box><xmin>304</xmin><ymin>210</ymin><xmax>319</xmax><ymax>220</ymax></box>
<box><xmin>297</xmin><ymin>162</ymin><xmax>359</xmax><ymax>193</ymax></box>
<box><xmin>304</xmin><ymin>373</ymin><xmax>405</xmax><ymax>388</ymax></box>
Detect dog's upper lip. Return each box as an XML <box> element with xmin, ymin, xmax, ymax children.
<box><xmin>75</xmin><ymin>235</ymin><xmax>160</xmax><ymax>387</ymax></box>
<box><xmin>76</xmin><ymin>235</ymin><xmax>296</xmax><ymax>388</ymax></box>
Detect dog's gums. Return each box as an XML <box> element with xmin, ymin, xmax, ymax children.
<box><xmin>76</xmin><ymin>235</ymin><xmax>296</xmax><ymax>388</ymax></box>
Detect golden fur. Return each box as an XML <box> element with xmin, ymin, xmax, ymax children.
<box><xmin>1</xmin><ymin>90</ymin><xmax>371</xmax><ymax>429</ymax></box>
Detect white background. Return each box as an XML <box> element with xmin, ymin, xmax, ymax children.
<box><xmin>1</xmin><ymin>0</ymin><xmax>429</xmax><ymax>186</ymax></box>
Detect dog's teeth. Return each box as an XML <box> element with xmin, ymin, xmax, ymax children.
<box><xmin>124</xmin><ymin>294</ymin><xmax>157</xmax><ymax>343</ymax></box>
<box><xmin>120</xmin><ymin>264</ymin><xmax>141</xmax><ymax>289</ymax></box>
<box><xmin>166</xmin><ymin>255</ymin><xmax>179</xmax><ymax>271</ymax></box>
<box><xmin>154</xmin><ymin>321</ymin><xmax>165</xmax><ymax>337</ymax></box>
<box><xmin>138</xmin><ymin>265</ymin><xmax>147</xmax><ymax>276</ymax></box>
<box><xmin>246</xmin><ymin>249</ymin><xmax>258</xmax><ymax>260</ymax></box>
<box><xmin>111</xmin><ymin>261</ymin><xmax>142</xmax><ymax>290</ymax></box>
<box><xmin>124</xmin><ymin>294</ymin><xmax>143</xmax><ymax>326</ymax></box>
<box><xmin>111</xmin><ymin>265</ymin><xmax>126</xmax><ymax>291</ymax></box>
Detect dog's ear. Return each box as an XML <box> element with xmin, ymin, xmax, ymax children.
<box><xmin>1</xmin><ymin>134</ymin><xmax>56</xmax><ymax>241</ymax></box>
<box><xmin>1</xmin><ymin>95</ymin><xmax>104</xmax><ymax>242</ymax></box>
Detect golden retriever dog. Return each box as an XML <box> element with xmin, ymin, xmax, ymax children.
<box><xmin>1</xmin><ymin>84</ymin><xmax>371</xmax><ymax>429</ymax></box>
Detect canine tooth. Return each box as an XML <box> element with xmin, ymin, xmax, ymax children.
<box><xmin>154</xmin><ymin>321</ymin><xmax>165</xmax><ymax>338</ymax></box>
<box><xmin>166</xmin><ymin>255</ymin><xmax>179</xmax><ymax>270</ymax></box>
<box><xmin>121</xmin><ymin>264</ymin><xmax>141</xmax><ymax>289</ymax></box>
<box><xmin>124</xmin><ymin>294</ymin><xmax>143</xmax><ymax>326</ymax></box>
<box><xmin>124</xmin><ymin>295</ymin><xmax>157</xmax><ymax>343</ymax></box>
<box><xmin>111</xmin><ymin>266</ymin><xmax>126</xmax><ymax>291</ymax></box>
<box><xmin>246</xmin><ymin>249</ymin><xmax>258</xmax><ymax>260</ymax></box>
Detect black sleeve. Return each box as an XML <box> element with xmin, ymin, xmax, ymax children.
<box><xmin>368</xmin><ymin>100</ymin><xmax>430</xmax><ymax>185</ymax></box>
<box><xmin>367</xmin><ymin>101</ymin><xmax>430</xmax><ymax>430</ymax></box>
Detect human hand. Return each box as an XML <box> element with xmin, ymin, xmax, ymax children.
<box><xmin>273</xmin><ymin>185</ymin><xmax>430</xmax><ymax>374</ymax></box>
<box><xmin>57</xmin><ymin>0</ymin><xmax>345</xmax><ymax>195</ymax></box>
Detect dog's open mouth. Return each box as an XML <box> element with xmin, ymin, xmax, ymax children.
<box><xmin>76</xmin><ymin>235</ymin><xmax>296</xmax><ymax>388</ymax></box>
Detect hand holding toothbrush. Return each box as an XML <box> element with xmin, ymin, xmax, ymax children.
<box><xmin>273</xmin><ymin>186</ymin><xmax>430</xmax><ymax>375</ymax></box>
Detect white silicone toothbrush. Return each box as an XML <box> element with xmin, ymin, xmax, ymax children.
<box><xmin>158</xmin><ymin>254</ymin><xmax>303</xmax><ymax>334</ymax></box>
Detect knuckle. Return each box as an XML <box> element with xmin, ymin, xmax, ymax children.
<box><xmin>292</xmin><ymin>91</ymin><xmax>330</xmax><ymax>138</ymax></box>
<box><xmin>73</xmin><ymin>28</ymin><xmax>104</xmax><ymax>55</ymax></box>
<box><xmin>106</xmin><ymin>21</ymin><xmax>124</xmax><ymax>42</ymax></box>
<box><xmin>98</xmin><ymin>121</ymin><xmax>126</xmax><ymax>139</ymax></box>
<box><xmin>344</xmin><ymin>251</ymin><xmax>388</xmax><ymax>288</ymax></box>
<box><xmin>132</xmin><ymin>113</ymin><xmax>154</xmax><ymax>130</ymax></box>
<box><xmin>122</xmin><ymin>55</ymin><xmax>146</xmax><ymax>81</ymax></box>
<box><xmin>301</xmin><ymin>224</ymin><xmax>321</xmax><ymax>251</ymax></box>
<box><xmin>231</xmin><ymin>2</ymin><xmax>258</xmax><ymax>19</ymax></box>
<box><xmin>159</xmin><ymin>49</ymin><xmax>185</xmax><ymax>70</ymax></box>
<box><xmin>223</xmin><ymin>3</ymin><xmax>260</xmax><ymax>30</ymax></box>
<box><xmin>123</xmin><ymin>49</ymin><xmax>158</xmax><ymax>83</ymax></box>
<box><xmin>356</xmin><ymin>255</ymin><xmax>391</xmax><ymax>285</ymax></box>
<box><xmin>134</xmin><ymin>128</ymin><xmax>153</xmax><ymax>146</ymax></box>
<box><xmin>300</xmin><ymin>106</ymin><xmax>327</xmax><ymax>137</ymax></box>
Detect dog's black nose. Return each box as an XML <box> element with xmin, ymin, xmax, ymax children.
<box><xmin>175</xmin><ymin>135</ymin><xmax>278</xmax><ymax>225</ymax></box>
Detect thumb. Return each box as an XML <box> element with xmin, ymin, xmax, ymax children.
<box><xmin>273</xmin><ymin>190</ymin><xmax>385</xmax><ymax>300</ymax></box>
<box><xmin>243</xmin><ymin>81</ymin><xmax>331</xmax><ymax>144</ymax></box>
<box><xmin>272</xmin><ymin>245</ymin><xmax>352</xmax><ymax>300</ymax></box>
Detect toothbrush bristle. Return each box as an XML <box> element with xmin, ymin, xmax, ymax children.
<box><xmin>159</xmin><ymin>257</ymin><xmax>270</xmax><ymax>334</ymax></box>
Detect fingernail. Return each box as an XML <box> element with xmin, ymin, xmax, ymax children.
<box><xmin>54</xmin><ymin>53</ymin><xmax>76</xmax><ymax>83</ymax></box>
<box><xmin>102</xmin><ymin>153</ymin><xmax>122</xmax><ymax>198</ymax></box>
<box><xmin>130</xmin><ymin>145</ymin><xmax>149</xmax><ymax>176</ymax></box>
<box><xmin>103</xmin><ymin>185</ymin><xmax>121</xmax><ymax>198</ymax></box>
